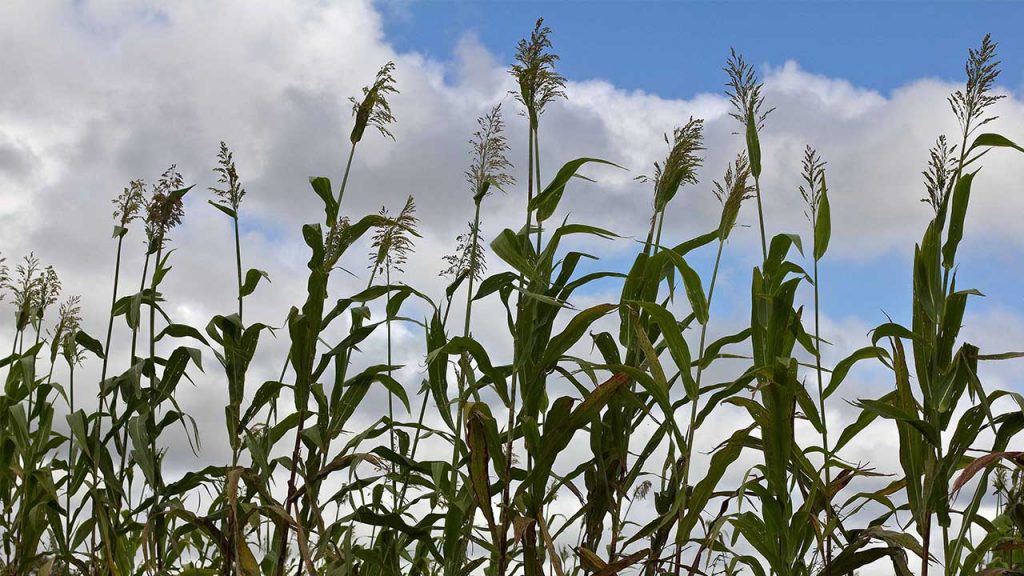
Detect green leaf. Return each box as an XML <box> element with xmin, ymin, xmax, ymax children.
<box><xmin>630</xmin><ymin>301</ymin><xmax>696</xmax><ymax>399</ymax></box>
<box><xmin>464</xmin><ymin>403</ymin><xmax>498</xmax><ymax>539</ymax></box>
<box><xmin>539</xmin><ymin>303</ymin><xmax>617</xmax><ymax>369</ymax></box>
<box><xmin>814</xmin><ymin>177</ymin><xmax>831</xmax><ymax>261</ymax></box>
<box><xmin>207</xmin><ymin>200</ymin><xmax>237</xmax><ymax>219</ymax></box>
<box><xmin>430</xmin><ymin>336</ymin><xmax>509</xmax><ymax>406</ymax></box>
<box><xmin>128</xmin><ymin>417</ymin><xmax>158</xmax><ymax>488</ymax></box>
<box><xmin>240</xmin><ymin>268</ymin><xmax>270</xmax><ymax>297</ymax></box>
<box><xmin>629</xmin><ymin>317</ymin><xmax>671</xmax><ymax>410</ymax></box>
<box><xmin>968</xmin><ymin>132</ymin><xmax>1024</xmax><ymax>154</ymax></box>
<box><xmin>676</xmin><ymin>425</ymin><xmax>753</xmax><ymax>543</ymax></box>
<box><xmin>941</xmin><ymin>170</ymin><xmax>976</xmax><ymax>270</ymax></box>
<box><xmin>240</xmin><ymin>380</ymin><xmax>284</xmax><ymax>429</ymax></box>
<box><xmin>978</xmin><ymin>351</ymin><xmax>1024</xmax><ymax>361</ymax></box>
<box><xmin>824</xmin><ymin>346</ymin><xmax>886</xmax><ymax>399</ymax></box>
<box><xmin>529</xmin><ymin>373</ymin><xmax>631</xmax><ymax>504</ymax></box>
<box><xmin>490</xmin><ymin>229</ymin><xmax>535</xmax><ymax>278</ymax></box>
<box><xmin>746</xmin><ymin>117</ymin><xmax>762</xmax><ymax>179</ymax></box>
<box><xmin>670</xmin><ymin>229</ymin><xmax>720</xmax><ymax>256</ymax></box>
<box><xmin>378</xmin><ymin>373</ymin><xmax>411</xmax><ymax>414</ymax></box>
<box><xmin>698</xmin><ymin>328</ymin><xmax>751</xmax><ymax>368</ymax></box>
<box><xmin>74</xmin><ymin>330</ymin><xmax>105</xmax><ymax>359</ymax></box>
<box><xmin>529</xmin><ymin>158</ymin><xmax>623</xmax><ymax>223</ymax></box>
<box><xmin>658</xmin><ymin>250</ymin><xmax>708</xmax><ymax>325</ymax></box>
<box><xmin>871</xmin><ymin>322</ymin><xmax>915</xmax><ymax>345</ymax></box>
<box><xmin>856</xmin><ymin>398</ymin><xmax>940</xmax><ymax>447</ymax></box>
<box><xmin>309</xmin><ymin>176</ymin><xmax>338</xmax><ymax>225</ymax></box>
<box><xmin>834</xmin><ymin>391</ymin><xmax>895</xmax><ymax>453</ymax></box>
<box><xmin>157</xmin><ymin>323</ymin><xmax>211</xmax><ymax>346</ymax></box>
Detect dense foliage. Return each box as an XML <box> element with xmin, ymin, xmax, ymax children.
<box><xmin>1</xmin><ymin>21</ymin><xmax>1023</xmax><ymax>576</ymax></box>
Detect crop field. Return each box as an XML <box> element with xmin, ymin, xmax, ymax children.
<box><xmin>0</xmin><ymin>11</ymin><xmax>1023</xmax><ymax>576</ymax></box>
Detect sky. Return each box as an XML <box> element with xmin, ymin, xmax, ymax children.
<box><xmin>1</xmin><ymin>1</ymin><xmax>1023</xmax><ymax>573</ymax></box>
<box><xmin>381</xmin><ymin>1</ymin><xmax>1024</xmax><ymax>97</ymax></box>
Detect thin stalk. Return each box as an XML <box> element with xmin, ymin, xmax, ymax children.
<box><xmin>234</xmin><ymin>214</ymin><xmax>244</xmax><ymax>321</ymax></box>
<box><xmin>230</xmin><ymin>212</ymin><xmax>244</xmax><ymax>470</ymax></box>
<box><xmin>654</xmin><ymin>210</ymin><xmax>665</xmax><ymax>255</ymax></box>
<box><xmin>27</xmin><ymin>322</ymin><xmax>43</xmax><ymax>420</ymax></box>
<box><xmin>942</xmin><ymin>510</ymin><xmax>950</xmax><ymax>575</ymax></box>
<box><xmin>464</xmin><ymin>203</ymin><xmax>483</xmax><ymax>340</ymax></box>
<box><xmin>676</xmin><ymin>238</ymin><xmax>725</xmax><ymax>576</ymax></box>
<box><xmin>2</xmin><ymin>326</ymin><xmax>21</xmax><ymax>561</ymax></box>
<box><xmin>222</xmin><ymin>211</ymin><xmax>245</xmax><ymax>576</ymax></box>
<box><xmin>929</xmin><ymin>131</ymin><xmax>969</xmax><ymax>576</ymax></box>
<box><xmin>337</xmin><ymin>142</ymin><xmax>357</xmax><ymax>208</ymax></box>
<box><xmin>923</xmin><ymin>521</ymin><xmax>931</xmax><ymax>576</ymax></box>
<box><xmin>643</xmin><ymin>211</ymin><xmax>659</xmax><ymax>257</ymax></box>
<box><xmin>524</xmin><ymin>123</ymin><xmax>535</xmax><ymax>235</ymax></box>
<box><xmin>752</xmin><ymin>175</ymin><xmax>768</xmax><ymax>261</ymax></box>
<box><xmin>148</xmin><ymin>245</ymin><xmax>164</xmax><ymax>573</ymax></box>
<box><xmin>279</xmin><ymin>382</ymin><xmax>310</xmax><ymax>575</ymax></box>
<box><xmin>94</xmin><ymin>234</ymin><xmax>124</xmax><ymax>525</ymax></box>
<box><xmin>620</xmin><ymin>207</ymin><xmax>666</xmax><ymax>568</ymax></box>
<box><xmin>498</xmin><ymin>117</ymin><xmax>540</xmax><ymax>576</ymax></box>
<box><xmin>385</xmin><ymin>265</ymin><xmax>396</xmax><ymax>502</ymax></box>
<box><xmin>397</xmin><ymin>386</ymin><xmax>431</xmax><ymax>508</ymax></box>
<box><xmin>117</xmin><ymin>250</ymin><xmax>152</xmax><ymax>490</ymax></box>
<box><xmin>65</xmin><ymin>361</ymin><xmax>76</xmax><ymax>557</ymax></box>
<box><xmin>278</xmin><ymin>136</ymin><xmax>359</xmax><ymax>576</ymax></box>
<box><xmin>262</xmin><ymin>352</ymin><xmax>291</xmax><ymax>550</ymax></box>
<box><xmin>15</xmin><ymin>351</ymin><xmax>56</xmax><ymax>568</ymax></box>
<box><xmin>497</xmin><ymin>116</ymin><xmax>540</xmax><ymax>576</ymax></box>
<box><xmin>533</xmin><ymin>126</ymin><xmax>543</xmax><ymax>253</ymax></box>
<box><xmin>527</xmin><ymin>123</ymin><xmax>545</xmax><ymax>572</ymax></box>
<box><xmin>448</xmin><ymin>200</ymin><xmax>485</xmax><ymax>504</ymax></box>
<box><xmin>812</xmin><ymin>254</ymin><xmax>834</xmax><ymax>575</ymax></box>
<box><xmin>496</xmin><ymin>372</ymin><xmax>520</xmax><ymax>576</ymax></box>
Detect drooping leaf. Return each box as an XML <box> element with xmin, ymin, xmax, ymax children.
<box><xmin>529</xmin><ymin>158</ymin><xmax>623</xmax><ymax>223</ymax></box>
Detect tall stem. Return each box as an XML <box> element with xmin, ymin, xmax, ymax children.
<box><xmin>397</xmin><ymin>388</ymin><xmax>431</xmax><ymax>508</ymax></box>
<box><xmin>234</xmin><ymin>215</ymin><xmax>244</xmax><ymax>321</ymax></box>
<box><xmin>278</xmin><ymin>138</ymin><xmax>360</xmax><ymax>576</ymax></box>
<box><xmin>385</xmin><ymin>265</ymin><xmax>396</xmax><ymax>502</ymax></box>
<box><xmin>929</xmin><ymin>131</ymin><xmax>969</xmax><ymax>576</ymax></box>
<box><xmin>464</xmin><ymin>203</ymin><xmax>482</xmax><ymax>341</ymax></box>
<box><xmin>752</xmin><ymin>175</ymin><xmax>768</xmax><ymax>261</ymax></box>
<box><xmin>813</xmin><ymin>255</ymin><xmax>833</xmax><ymax>576</ymax></box>
<box><xmin>96</xmin><ymin>234</ymin><xmax>124</xmax><ymax>460</ymax></box>
<box><xmin>13</xmin><ymin>355</ymin><xmax>55</xmax><ymax>568</ymax></box>
<box><xmin>923</xmin><ymin>520</ymin><xmax>931</xmax><ymax>576</ymax></box>
<box><xmin>27</xmin><ymin>324</ymin><xmax>42</xmax><ymax>420</ymax></box>
<box><xmin>498</xmin><ymin>116</ymin><xmax>540</xmax><ymax>576</ymax></box>
<box><xmin>66</xmin><ymin>362</ymin><xmax>75</xmax><ymax>555</ymax></box>
<box><xmin>230</xmin><ymin>213</ymin><xmax>244</xmax><ymax>470</ymax></box>
<box><xmin>524</xmin><ymin>123</ymin><xmax>535</xmax><ymax>234</ymax></box>
<box><xmin>149</xmin><ymin>245</ymin><xmax>164</xmax><ymax>573</ymax></box>
<box><xmin>533</xmin><ymin>126</ymin><xmax>543</xmax><ymax>252</ymax></box>
<box><xmin>496</xmin><ymin>372</ymin><xmax>519</xmax><ymax>576</ymax></box>
<box><xmin>449</xmin><ymin>201</ymin><xmax>484</xmax><ymax>503</ymax></box>
<box><xmin>643</xmin><ymin>210</ymin><xmax>659</xmax><ymax>257</ymax></box>
<box><xmin>2</xmin><ymin>326</ymin><xmax>21</xmax><ymax>560</ymax></box>
<box><xmin>279</xmin><ymin>382</ymin><xmax>307</xmax><ymax>574</ymax></box>
<box><xmin>117</xmin><ymin>250</ymin><xmax>152</xmax><ymax>489</ymax></box>
<box><xmin>337</xmin><ymin>143</ymin><xmax>357</xmax><ymax>208</ymax></box>
<box><xmin>674</xmin><ymin>239</ymin><xmax>725</xmax><ymax>576</ymax></box>
<box><xmin>654</xmin><ymin>210</ymin><xmax>665</xmax><ymax>254</ymax></box>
